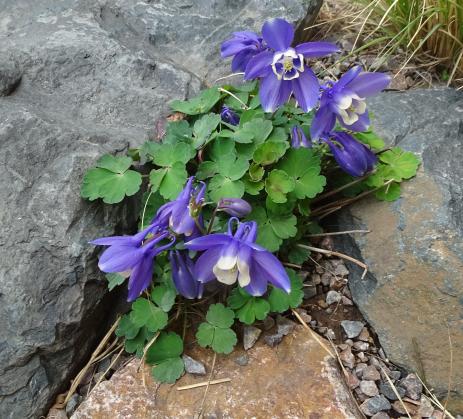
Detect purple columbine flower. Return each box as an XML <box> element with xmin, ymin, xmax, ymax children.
<box><xmin>243</xmin><ymin>18</ymin><xmax>338</xmax><ymax>112</ymax></box>
<box><xmin>311</xmin><ymin>66</ymin><xmax>391</xmax><ymax>140</ymax></box>
<box><xmin>169</xmin><ymin>250</ymin><xmax>203</xmax><ymax>299</ymax></box>
<box><xmin>322</xmin><ymin>131</ymin><xmax>377</xmax><ymax>177</ymax></box>
<box><xmin>217</xmin><ymin>197</ymin><xmax>252</xmax><ymax>217</ymax></box>
<box><xmin>220</xmin><ymin>105</ymin><xmax>240</xmax><ymax>126</ymax></box>
<box><xmin>91</xmin><ymin>226</ymin><xmax>175</xmax><ymax>301</ymax></box>
<box><xmin>184</xmin><ymin>218</ymin><xmax>290</xmax><ymax>296</ymax></box>
<box><xmin>221</xmin><ymin>31</ymin><xmax>266</xmax><ymax>72</ymax></box>
<box><xmin>152</xmin><ymin>177</ymin><xmax>206</xmax><ymax>237</ymax></box>
<box><xmin>290</xmin><ymin>125</ymin><xmax>311</xmax><ymax>148</ymax></box>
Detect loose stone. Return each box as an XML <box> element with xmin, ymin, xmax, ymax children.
<box><xmin>392</xmin><ymin>400</ymin><xmax>418</xmax><ymax>415</ymax></box>
<box><xmin>362</xmin><ymin>365</ymin><xmax>381</xmax><ymax>381</ymax></box>
<box><xmin>326</xmin><ymin>290</ymin><xmax>342</xmax><ymax>305</ymax></box>
<box><xmin>417</xmin><ymin>395</ymin><xmax>434</xmax><ymax>417</ymax></box>
<box><xmin>400</xmin><ymin>373</ymin><xmax>422</xmax><ymax>400</ymax></box>
<box><xmin>341</xmin><ymin>296</ymin><xmax>354</xmax><ymax>306</ymax></box>
<box><xmin>357</xmin><ymin>327</ymin><xmax>371</xmax><ymax>342</ymax></box>
<box><xmin>379</xmin><ymin>382</ymin><xmax>405</xmax><ymax>400</ymax></box>
<box><xmin>371</xmin><ymin>413</ymin><xmax>391</xmax><ymax>419</ymax></box>
<box><xmin>360</xmin><ymin>380</ymin><xmax>379</xmax><ymax>397</ymax></box>
<box><xmin>294</xmin><ymin>308</ymin><xmax>311</xmax><ymax>324</ymax></box>
<box><xmin>262</xmin><ymin>316</ymin><xmax>275</xmax><ymax>331</ymax></box>
<box><xmin>276</xmin><ymin>315</ymin><xmax>296</xmax><ymax>336</ymax></box>
<box><xmin>341</xmin><ymin>320</ymin><xmax>364</xmax><ymax>339</ymax></box>
<box><xmin>321</xmin><ymin>272</ymin><xmax>332</xmax><ymax>286</ymax></box>
<box><xmin>357</xmin><ymin>352</ymin><xmax>368</xmax><ymax>363</ymax></box>
<box><xmin>334</xmin><ymin>263</ymin><xmax>349</xmax><ymax>277</ymax></box>
<box><xmin>264</xmin><ymin>333</ymin><xmax>283</xmax><ymax>348</ymax></box>
<box><xmin>355</xmin><ymin>363</ymin><xmax>368</xmax><ymax>378</ymax></box>
<box><xmin>182</xmin><ymin>355</ymin><xmax>206</xmax><ymax>375</ymax></box>
<box><xmin>353</xmin><ymin>341</ymin><xmax>369</xmax><ymax>351</ymax></box>
<box><xmin>346</xmin><ymin>371</ymin><xmax>360</xmax><ymax>389</ymax></box>
<box><xmin>65</xmin><ymin>394</ymin><xmax>81</xmax><ymax>416</ymax></box>
<box><xmin>360</xmin><ymin>395</ymin><xmax>392</xmax><ymax>416</ymax></box>
<box><xmin>243</xmin><ymin>326</ymin><xmax>262</xmax><ymax>350</ymax></box>
<box><xmin>339</xmin><ymin>348</ymin><xmax>356</xmax><ymax>369</ymax></box>
<box><xmin>234</xmin><ymin>354</ymin><xmax>249</xmax><ymax>367</ymax></box>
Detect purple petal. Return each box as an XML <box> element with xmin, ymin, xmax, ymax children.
<box><xmin>98</xmin><ymin>245</ymin><xmax>144</xmax><ymax>273</ymax></box>
<box><xmin>340</xmin><ymin>111</ymin><xmax>370</xmax><ymax>132</ymax></box>
<box><xmin>295</xmin><ymin>41</ymin><xmax>339</xmax><ymax>58</ymax></box>
<box><xmin>335</xmin><ymin>66</ymin><xmax>362</xmax><ymax>90</ymax></box>
<box><xmin>244</xmin><ymin>50</ymin><xmax>273</xmax><ymax>80</ymax></box>
<box><xmin>127</xmin><ymin>254</ymin><xmax>154</xmax><ymax>301</ymax></box>
<box><xmin>194</xmin><ymin>247</ymin><xmax>222</xmax><ymax>283</ymax></box>
<box><xmin>347</xmin><ymin>72</ymin><xmax>391</xmax><ymax>97</ymax></box>
<box><xmin>310</xmin><ymin>105</ymin><xmax>336</xmax><ymax>140</ymax></box>
<box><xmin>232</xmin><ymin>49</ymin><xmax>254</xmax><ymax>72</ymax></box>
<box><xmin>90</xmin><ymin>236</ymin><xmax>134</xmax><ymax>246</ymax></box>
<box><xmin>184</xmin><ymin>234</ymin><xmax>231</xmax><ymax>251</ymax></box>
<box><xmin>259</xmin><ymin>75</ymin><xmax>292</xmax><ymax>112</ymax></box>
<box><xmin>262</xmin><ymin>18</ymin><xmax>294</xmax><ymax>51</ymax></box>
<box><xmin>170</xmin><ymin>251</ymin><xmax>200</xmax><ymax>299</ymax></box>
<box><xmin>292</xmin><ymin>68</ymin><xmax>319</xmax><ymax>112</ymax></box>
<box><xmin>252</xmin><ymin>250</ymin><xmax>291</xmax><ymax>293</ymax></box>
<box><xmin>244</xmin><ymin>261</ymin><xmax>269</xmax><ymax>296</ymax></box>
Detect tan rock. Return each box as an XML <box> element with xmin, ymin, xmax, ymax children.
<box><xmin>73</xmin><ymin>326</ymin><xmax>361</xmax><ymax>419</ymax></box>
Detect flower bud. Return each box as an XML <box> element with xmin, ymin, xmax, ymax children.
<box><xmin>169</xmin><ymin>250</ymin><xmax>203</xmax><ymax>299</ymax></box>
<box><xmin>220</xmin><ymin>105</ymin><xmax>240</xmax><ymax>126</ymax></box>
<box><xmin>218</xmin><ymin>198</ymin><xmax>252</xmax><ymax>217</ymax></box>
<box><xmin>291</xmin><ymin>125</ymin><xmax>311</xmax><ymax>148</ymax></box>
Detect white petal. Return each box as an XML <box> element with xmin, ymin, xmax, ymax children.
<box><xmin>237</xmin><ymin>257</ymin><xmax>251</xmax><ymax>287</ymax></box>
<box><xmin>336</xmin><ymin>95</ymin><xmax>353</xmax><ymax>110</ymax></box>
<box><xmin>339</xmin><ymin>109</ymin><xmax>359</xmax><ymax>125</ymax></box>
<box><xmin>213</xmin><ymin>264</ymin><xmax>238</xmax><ymax>285</ymax></box>
<box><xmin>216</xmin><ymin>255</ymin><xmax>237</xmax><ymax>270</ymax></box>
<box><xmin>353</xmin><ymin>99</ymin><xmax>367</xmax><ymax>115</ymax></box>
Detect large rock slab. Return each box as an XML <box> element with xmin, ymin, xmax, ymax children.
<box><xmin>0</xmin><ymin>1</ymin><xmax>321</xmax><ymax>418</ymax></box>
<box><xmin>73</xmin><ymin>326</ymin><xmax>361</xmax><ymax>418</ymax></box>
<box><xmin>336</xmin><ymin>89</ymin><xmax>463</xmax><ymax>413</ymax></box>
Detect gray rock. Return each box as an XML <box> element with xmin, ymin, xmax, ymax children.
<box><xmin>303</xmin><ymin>285</ymin><xmax>318</xmax><ymax>299</ymax></box>
<box><xmin>379</xmin><ymin>382</ymin><xmax>406</xmax><ymax>401</ymax></box>
<box><xmin>362</xmin><ymin>365</ymin><xmax>381</xmax><ymax>381</ymax></box>
<box><xmin>360</xmin><ymin>380</ymin><xmax>379</xmax><ymax>397</ymax></box>
<box><xmin>336</xmin><ymin>89</ymin><xmax>463</xmax><ymax>413</ymax></box>
<box><xmin>400</xmin><ymin>373</ymin><xmax>422</xmax><ymax>401</ymax></box>
<box><xmin>182</xmin><ymin>355</ymin><xmax>206</xmax><ymax>376</ymax></box>
<box><xmin>262</xmin><ymin>316</ymin><xmax>275</xmax><ymax>331</ymax></box>
<box><xmin>360</xmin><ymin>395</ymin><xmax>392</xmax><ymax>416</ymax></box>
<box><xmin>0</xmin><ymin>1</ymin><xmax>322</xmax><ymax>417</ymax></box>
<box><xmin>334</xmin><ymin>263</ymin><xmax>349</xmax><ymax>277</ymax></box>
<box><xmin>234</xmin><ymin>354</ymin><xmax>249</xmax><ymax>366</ymax></box>
<box><xmin>341</xmin><ymin>320</ymin><xmax>364</xmax><ymax>339</ymax></box>
<box><xmin>65</xmin><ymin>394</ymin><xmax>81</xmax><ymax>417</ymax></box>
<box><xmin>371</xmin><ymin>413</ymin><xmax>391</xmax><ymax>419</ymax></box>
<box><xmin>326</xmin><ymin>290</ymin><xmax>342</xmax><ymax>305</ymax></box>
<box><xmin>243</xmin><ymin>326</ymin><xmax>262</xmax><ymax>350</ymax></box>
<box><xmin>276</xmin><ymin>315</ymin><xmax>296</xmax><ymax>336</ymax></box>
<box><xmin>264</xmin><ymin>333</ymin><xmax>284</xmax><ymax>348</ymax></box>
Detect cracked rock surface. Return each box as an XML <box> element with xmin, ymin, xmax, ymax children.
<box><xmin>0</xmin><ymin>1</ymin><xmax>317</xmax><ymax>417</ymax></box>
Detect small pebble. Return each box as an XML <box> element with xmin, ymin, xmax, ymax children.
<box><xmin>341</xmin><ymin>296</ymin><xmax>353</xmax><ymax>306</ymax></box>
<box><xmin>325</xmin><ymin>308</ymin><xmax>333</xmax><ymax>314</ymax></box>
<box><xmin>353</xmin><ymin>341</ymin><xmax>369</xmax><ymax>351</ymax></box>
<box><xmin>355</xmin><ymin>363</ymin><xmax>368</xmax><ymax>378</ymax></box>
<box><xmin>430</xmin><ymin>410</ymin><xmax>445</xmax><ymax>419</ymax></box>
<box><xmin>325</xmin><ymin>328</ymin><xmax>336</xmax><ymax>340</ymax></box>
<box><xmin>357</xmin><ymin>352</ymin><xmax>368</xmax><ymax>363</ymax></box>
<box><xmin>379</xmin><ymin>382</ymin><xmax>405</xmax><ymax>400</ymax></box>
<box><xmin>326</xmin><ymin>290</ymin><xmax>342</xmax><ymax>305</ymax></box>
<box><xmin>339</xmin><ymin>348</ymin><xmax>355</xmax><ymax>369</ymax></box>
<box><xmin>303</xmin><ymin>286</ymin><xmax>317</xmax><ymax>299</ymax></box>
<box><xmin>334</xmin><ymin>264</ymin><xmax>349</xmax><ymax>277</ymax></box>
<box><xmin>360</xmin><ymin>380</ymin><xmax>379</xmax><ymax>397</ymax></box>
<box><xmin>309</xmin><ymin>320</ymin><xmax>317</xmax><ymax>328</ymax></box>
<box><xmin>417</xmin><ymin>395</ymin><xmax>434</xmax><ymax>417</ymax></box>
<box><xmin>276</xmin><ymin>315</ymin><xmax>296</xmax><ymax>336</ymax></box>
<box><xmin>354</xmin><ymin>387</ymin><xmax>369</xmax><ymax>402</ymax></box>
<box><xmin>392</xmin><ymin>400</ymin><xmax>418</xmax><ymax>415</ymax></box>
<box><xmin>362</xmin><ymin>366</ymin><xmax>381</xmax><ymax>381</ymax></box>
<box><xmin>321</xmin><ymin>272</ymin><xmax>332</xmax><ymax>286</ymax></box>
<box><xmin>311</xmin><ymin>273</ymin><xmax>321</xmax><ymax>285</ymax></box>
<box><xmin>346</xmin><ymin>371</ymin><xmax>360</xmax><ymax>389</ymax></box>
<box><xmin>371</xmin><ymin>413</ymin><xmax>390</xmax><ymax>419</ymax></box>
<box><xmin>357</xmin><ymin>327</ymin><xmax>371</xmax><ymax>342</ymax></box>
<box><xmin>234</xmin><ymin>354</ymin><xmax>249</xmax><ymax>366</ymax></box>
<box><xmin>294</xmin><ymin>308</ymin><xmax>311</xmax><ymax>324</ymax></box>
<box><xmin>341</xmin><ymin>320</ymin><xmax>364</xmax><ymax>339</ymax></box>
<box><xmin>387</xmin><ymin>370</ymin><xmax>402</xmax><ymax>381</ymax></box>
<box><xmin>264</xmin><ymin>333</ymin><xmax>283</xmax><ymax>348</ymax></box>
<box><xmin>182</xmin><ymin>355</ymin><xmax>206</xmax><ymax>375</ymax></box>
<box><xmin>243</xmin><ymin>326</ymin><xmax>262</xmax><ymax>350</ymax></box>
<box><xmin>337</xmin><ymin>343</ymin><xmax>349</xmax><ymax>351</ymax></box>
<box><xmin>318</xmin><ymin>299</ymin><xmax>328</xmax><ymax>309</ymax></box>
<box><xmin>360</xmin><ymin>395</ymin><xmax>391</xmax><ymax>416</ymax></box>
<box><xmin>400</xmin><ymin>373</ymin><xmax>422</xmax><ymax>400</ymax></box>
<box><xmin>345</xmin><ymin>339</ymin><xmax>354</xmax><ymax>346</ymax></box>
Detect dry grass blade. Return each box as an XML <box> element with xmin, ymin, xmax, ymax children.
<box><xmin>177</xmin><ymin>378</ymin><xmax>231</xmax><ymax>391</ymax></box>
<box><xmin>197</xmin><ymin>352</ymin><xmax>218</xmax><ymax>418</ymax></box>
<box><xmin>378</xmin><ymin>363</ymin><xmax>412</xmax><ymax>418</ymax></box>
<box><xmin>415</xmin><ymin>374</ymin><xmax>456</xmax><ymax>419</ymax></box>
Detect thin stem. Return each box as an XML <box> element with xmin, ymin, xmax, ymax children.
<box><xmin>218</xmin><ymin>87</ymin><xmax>249</xmax><ymax>110</ymax></box>
<box><xmin>307</xmin><ymin>229</ymin><xmax>370</xmax><ymax>237</ymax></box>
<box><xmin>141</xmin><ymin>189</ymin><xmax>154</xmax><ymax>230</ymax></box>
<box><xmin>198</xmin><ymin>352</ymin><xmax>217</xmax><ymax>417</ymax></box>
<box><xmin>207</xmin><ymin>206</ymin><xmax>219</xmax><ymax>234</ymax></box>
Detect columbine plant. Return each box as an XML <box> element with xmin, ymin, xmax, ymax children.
<box><xmin>81</xmin><ymin>17</ymin><xmax>420</xmax><ymax>383</ymax></box>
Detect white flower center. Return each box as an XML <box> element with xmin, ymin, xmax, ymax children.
<box><xmin>213</xmin><ymin>255</ymin><xmax>251</xmax><ymax>287</ymax></box>
<box><xmin>337</xmin><ymin>94</ymin><xmax>366</xmax><ymax>126</ymax></box>
<box><xmin>271</xmin><ymin>48</ymin><xmax>305</xmax><ymax>81</ymax></box>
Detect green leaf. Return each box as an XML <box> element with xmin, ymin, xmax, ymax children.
<box><xmin>206</xmin><ymin>303</ymin><xmax>235</xmax><ymax>328</ymax></box>
<box><xmin>105</xmin><ymin>273</ymin><xmax>125</xmax><ymax>291</ymax></box>
<box><xmin>149</xmin><ymin>162</ymin><xmax>188</xmax><ymax>200</ymax></box>
<box><xmin>379</xmin><ymin>147</ymin><xmax>420</xmax><ymax>181</ymax></box>
<box><xmin>152</xmin><ymin>357</ymin><xmax>184</xmax><ymax>383</ymax></box>
<box><xmin>249</xmin><ymin>163</ymin><xmax>265</xmax><ymax>182</ymax></box>
<box><xmin>235</xmin><ymin>119</ymin><xmax>273</xmax><ymax>157</ymax></box>
<box><xmin>376</xmin><ymin>182</ymin><xmax>401</xmax><ymax>201</ymax></box>
<box><xmin>253</xmin><ymin>141</ymin><xmax>288</xmax><ymax>166</ymax></box>
<box><xmin>163</xmin><ymin>120</ymin><xmax>193</xmax><ymax>144</ymax></box>
<box><xmin>146</xmin><ymin>331</ymin><xmax>184</xmax><ymax>363</ymax></box>
<box><xmin>265</xmin><ymin>169</ymin><xmax>295</xmax><ymax>203</ymax></box>
<box><xmin>151</xmin><ymin>142</ymin><xmax>195</xmax><ymax>167</ymax></box>
<box><xmin>192</xmin><ymin>113</ymin><xmax>221</xmax><ymax>148</ymax></box>
<box><xmin>227</xmin><ymin>288</ymin><xmax>270</xmax><ymax>325</ymax></box>
<box><xmin>354</xmin><ymin>131</ymin><xmax>385</xmax><ymax>150</ymax></box>
<box><xmin>268</xmin><ymin>270</ymin><xmax>304</xmax><ymax>313</ymax></box>
<box><xmin>170</xmin><ymin>88</ymin><xmax>220</xmax><ymax>115</ymax></box>
<box><xmin>287</xmin><ymin>245</ymin><xmax>310</xmax><ymax>265</ymax></box>
<box><xmin>224</xmin><ymin>91</ymin><xmax>249</xmax><ymax>110</ymax></box>
<box><xmin>196</xmin><ymin>323</ymin><xmax>237</xmax><ymax>354</ymax></box>
<box><xmin>125</xmin><ymin>327</ymin><xmax>155</xmax><ymax>357</ymax></box>
<box><xmin>81</xmin><ymin>155</ymin><xmax>142</xmax><ymax>204</ymax></box>
<box><xmin>242</xmin><ymin>175</ymin><xmax>264</xmax><ymax>195</ymax></box>
<box><xmin>130</xmin><ymin>298</ymin><xmax>168</xmax><ymax>333</ymax></box>
<box><xmin>208</xmin><ymin>175</ymin><xmax>244</xmax><ymax>202</ymax></box>
<box><xmin>278</xmin><ymin>148</ymin><xmax>326</xmax><ymax>199</ymax></box>
<box><xmin>115</xmin><ymin>314</ymin><xmax>140</xmax><ymax>340</ymax></box>
<box><xmin>151</xmin><ymin>285</ymin><xmax>177</xmax><ymax>312</ymax></box>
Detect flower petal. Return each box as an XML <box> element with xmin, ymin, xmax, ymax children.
<box><xmin>292</xmin><ymin>68</ymin><xmax>319</xmax><ymax>112</ymax></box>
<box><xmin>185</xmin><ymin>234</ymin><xmax>230</xmax><ymax>251</ymax></box>
<box><xmin>127</xmin><ymin>254</ymin><xmax>154</xmax><ymax>301</ymax></box>
<box><xmin>262</xmin><ymin>18</ymin><xmax>294</xmax><ymax>51</ymax></box>
<box><xmin>244</xmin><ymin>263</ymin><xmax>269</xmax><ymax>296</ymax></box>
<box><xmin>237</xmin><ymin>244</ymin><xmax>252</xmax><ymax>287</ymax></box>
<box><xmin>335</xmin><ymin>66</ymin><xmax>362</xmax><ymax>90</ymax></box>
<box><xmin>295</xmin><ymin>41</ymin><xmax>339</xmax><ymax>58</ymax></box>
<box><xmin>347</xmin><ymin>72</ymin><xmax>391</xmax><ymax>97</ymax></box>
<box><xmin>252</xmin><ymin>250</ymin><xmax>291</xmax><ymax>293</ymax></box>
<box><xmin>340</xmin><ymin>110</ymin><xmax>370</xmax><ymax>132</ymax></box>
<box><xmin>98</xmin><ymin>245</ymin><xmax>144</xmax><ymax>273</ymax></box>
<box><xmin>216</xmin><ymin>239</ymin><xmax>239</xmax><ymax>270</ymax></box>
<box><xmin>90</xmin><ymin>236</ymin><xmax>134</xmax><ymax>246</ymax></box>
<box><xmin>232</xmin><ymin>49</ymin><xmax>254</xmax><ymax>72</ymax></box>
<box><xmin>310</xmin><ymin>105</ymin><xmax>336</xmax><ymax>140</ymax></box>
<box><xmin>194</xmin><ymin>247</ymin><xmax>222</xmax><ymax>283</ymax></box>
<box><xmin>259</xmin><ymin>74</ymin><xmax>292</xmax><ymax>112</ymax></box>
<box><xmin>244</xmin><ymin>50</ymin><xmax>273</xmax><ymax>80</ymax></box>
